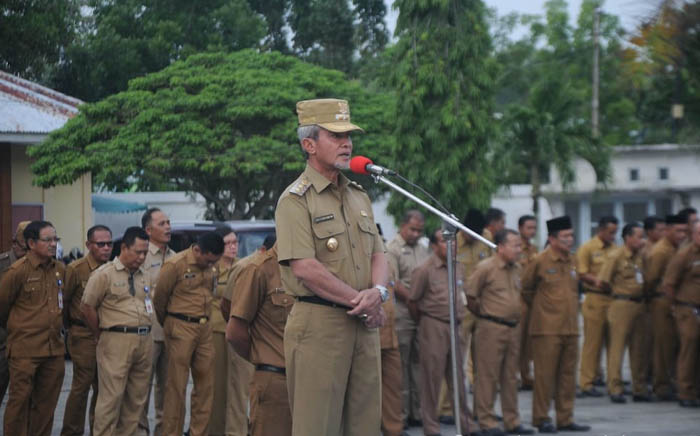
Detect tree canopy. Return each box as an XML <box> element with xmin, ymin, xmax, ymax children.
<box><xmin>29</xmin><ymin>50</ymin><xmax>395</xmax><ymax>219</ymax></box>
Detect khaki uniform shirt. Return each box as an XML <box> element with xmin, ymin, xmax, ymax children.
<box><xmin>82</xmin><ymin>257</ymin><xmax>154</xmax><ymax>328</ymax></box>
<box><xmin>597</xmin><ymin>246</ymin><xmax>644</xmax><ymax>297</ymax></box>
<box><xmin>456</xmin><ymin>231</ymin><xmax>492</xmax><ymax>279</ymax></box>
<box><xmin>275</xmin><ymin>164</ymin><xmax>385</xmax><ymax>296</ymax></box>
<box><xmin>0</xmin><ymin>251</ymin><xmax>66</xmax><ymax>358</ymax></box>
<box><xmin>145</xmin><ymin>242</ymin><xmax>176</xmax><ymax>340</ymax></box>
<box><xmin>154</xmin><ymin>247</ymin><xmax>217</xmax><ymax>325</ymax></box>
<box><xmin>223</xmin><ymin>252</ymin><xmax>263</xmax><ymax>302</ymax></box>
<box><xmin>662</xmin><ymin>243</ymin><xmax>700</xmax><ymax>305</ymax></box>
<box><xmin>467</xmin><ymin>256</ymin><xmax>522</xmax><ymax>321</ymax></box>
<box><xmin>380</xmin><ymin>264</ymin><xmax>399</xmax><ymax>349</ymax></box>
<box><xmin>0</xmin><ymin>249</ymin><xmax>20</xmax><ymax>350</ymax></box>
<box><xmin>577</xmin><ymin>236</ymin><xmax>617</xmax><ymax>293</ymax></box>
<box><xmin>64</xmin><ymin>253</ymin><xmax>102</xmax><ymax>324</ymax></box>
<box><xmin>229</xmin><ymin>245</ymin><xmax>292</xmax><ymax>368</ymax></box>
<box><xmin>645</xmin><ymin>237</ymin><xmax>677</xmax><ymax>296</ymax></box>
<box><xmin>521</xmin><ymin>247</ymin><xmax>579</xmax><ymax>336</ymax></box>
<box><xmin>211</xmin><ymin>257</ymin><xmax>237</xmax><ymax>333</ymax></box>
<box><xmin>386</xmin><ymin>234</ymin><xmax>430</xmax><ymax>328</ymax></box>
<box><xmin>409</xmin><ymin>254</ymin><xmax>466</xmax><ymax>322</ymax></box>
<box><xmin>518</xmin><ymin>239</ymin><xmax>539</xmax><ymax>269</ymax></box>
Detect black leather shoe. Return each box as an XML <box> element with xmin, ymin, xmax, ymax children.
<box><xmin>558</xmin><ymin>422</ymin><xmax>591</xmax><ymax>432</ymax></box>
<box><xmin>656</xmin><ymin>393</ymin><xmax>676</xmax><ymax>402</ymax></box>
<box><xmin>480</xmin><ymin>428</ymin><xmax>506</xmax><ymax>436</ymax></box>
<box><xmin>438</xmin><ymin>415</ymin><xmax>455</xmax><ymax>425</ymax></box>
<box><xmin>679</xmin><ymin>399</ymin><xmax>700</xmax><ymax>407</ymax></box>
<box><xmin>593</xmin><ymin>377</ymin><xmax>606</xmax><ymax>387</ymax></box>
<box><xmin>507</xmin><ymin>424</ymin><xmax>535</xmax><ymax>434</ymax></box>
<box><xmin>633</xmin><ymin>394</ymin><xmax>652</xmax><ymax>402</ymax></box>
<box><xmin>407</xmin><ymin>417</ymin><xmax>423</xmax><ymax>427</ymax></box>
<box><xmin>537</xmin><ymin>422</ymin><xmax>558</xmax><ymax>433</ymax></box>
<box><xmin>578</xmin><ymin>387</ymin><xmax>604</xmax><ymax>398</ymax></box>
<box><xmin>610</xmin><ymin>394</ymin><xmax>627</xmax><ymax>403</ymax></box>
<box><xmin>520</xmin><ymin>384</ymin><xmax>533</xmax><ymax>391</ymax></box>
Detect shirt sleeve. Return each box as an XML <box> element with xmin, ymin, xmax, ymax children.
<box><xmin>0</xmin><ymin>266</ymin><xmax>22</xmax><ymax>327</ymax></box>
<box><xmin>81</xmin><ymin>270</ymin><xmax>108</xmax><ymax>309</ymax></box>
<box><xmin>409</xmin><ymin>263</ymin><xmax>428</xmax><ymax>302</ymax></box>
<box><xmin>275</xmin><ymin>195</ymin><xmax>315</xmax><ymax>264</ymax></box>
<box><xmin>520</xmin><ymin>255</ymin><xmax>539</xmax><ymax>300</ymax></box>
<box><xmin>63</xmin><ymin>263</ymin><xmax>80</xmax><ymax>304</ymax></box>
<box><xmin>661</xmin><ymin>250</ymin><xmax>685</xmax><ymax>292</ymax></box>
<box><xmin>154</xmin><ymin>262</ymin><xmax>178</xmax><ymax>324</ymax></box>
<box><xmin>576</xmin><ymin>243</ymin><xmax>591</xmax><ymax>274</ymax></box>
<box><xmin>597</xmin><ymin>251</ymin><xmax>617</xmax><ymax>284</ymax></box>
<box><xmin>645</xmin><ymin>248</ymin><xmax>668</xmax><ymax>292</ymax></box>
<box><xmin>466</xmin><ymin>263</ymin><xmax>486</xmax><ymax>299</ymax></box>
<box><xmin>229</xmin><ymin>263</ymin><xmax>263</xmax><ymax>323</ymax></box>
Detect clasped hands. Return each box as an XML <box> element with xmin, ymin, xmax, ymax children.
<box><xmin>346</xmin><ymin>287</ymin><xmax>386</xmax><ymax>328</ymax></box>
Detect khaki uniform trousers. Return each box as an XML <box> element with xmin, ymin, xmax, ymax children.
<box><xmin>519</xmin><ymin>300</ymin><xmax>534</xmax><ymax>387</ymax></box>
<box><xmin>396</xmin><ymin>305</ymin><xmax>422</xmax><ymax>422</ymax></box>
<box><xmin>138</xmin><ymin>339</ymin><xmax>167</xmax><ymax>435</ymax></box>
<box><xmin>210</xmin><ymin>332</ymin><xmax>227</xmax><ymax>435</ymax></box>
<box><xmin>163</xmin><ymin>316</ymin><xmax>215</xmax><ymax>436</ymax></box>
<box><xmin>3</xmin><ymin>354</ymin><xmax>65</xmax><ymax>436</ymax></box>
<box><xmin>650</xmin><ymin>296</ymin><xmax>678</xmax><ymax>396</ymax></box>
<box><xmin>62</xmin><ymin>325</ymin><xmax>99</xmax><ymax>436</ymax></box>
<box><xmin>226</xmin><ymin>340</ymin><xmax>254</xmax><ymax>435</ymax></box>
<box><xmin>381</xmin><ymin>347</ymin><xmax>404</xmax><ymax>436</ymax></box>
<box><xmin>579</xmin><ymin>293</ymin><xmax>612</xmax><ymax>390</ymax></box>
<box><xmin>675</xmin><ymin>305</ymin><xmax>700</xmax><ymax>400</ymax></box>
<box><xmin>249</xmin><ymin>370</ymin><xmax>292</xmax><ymax>436</ymax></box>
<box><xmin>418</xmin><ymin>315</ymin><xmax>473</xmax><ymax>435</ymax></box>
<box><xmin>437</xmin><ymin>310</ymin><xmax>477</xmax><ymax>417</ymax></box>
<box><xmin>284</xmin><ymin>302</ymin><xmax>381</xmax><ymax>436</ymax></box>
<box><xmin>94</xmin><ymin>331</ymin><xmax>152</xmax><ymax>436</ymax></box>
<box><xmin>606</xmin><ymin>300</ymin><xmax>645</xmax><ymax>396</ymax></box>
<box><xmin>629</xmin><ymin>304</ymin><xmax>652</xmax><ymax>390</ymax></box>
<box><xmin>0</xmin><ymin>328</ymin><xmax>8</xmax><ymax>403</ymax></box>
<box><xmin>474</xmin><ymin>320</ymin><xmax>521</xmax><ymax>431</ymax></box>
<box><xmin>531</xmin><ymin>335</ymin><xmax>578</xmax><ymax>427</ymax></box>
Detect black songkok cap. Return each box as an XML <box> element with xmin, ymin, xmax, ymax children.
<box><xmin>547</xmin><ymin>216</ymin><xmax>572</xmax><ymax>234</ymax></box>
<box><xmin>463</xmin><ymin>208</ymin><xmax>486</xmax><ymax>235</ymax></box>
<box><xmin>665</xmin><ymin>214</ymin><xmax>686</xmax><ymax>225</ymax></box>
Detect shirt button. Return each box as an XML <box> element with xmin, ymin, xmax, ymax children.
<box><xmin>356</xmin><ymin>265</ymin><xmax>361</xmax><ymax>270</ymax></box>
<box><xmin>352</xmin><ymin>243</ymin><xmax>356</xmax><ymax>248</ymax></box>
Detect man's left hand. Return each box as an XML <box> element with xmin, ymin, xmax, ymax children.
<box><xmin>347</xmin><ymin>287</ymin><xmax>382</xmax><ymax>317</ymax></box>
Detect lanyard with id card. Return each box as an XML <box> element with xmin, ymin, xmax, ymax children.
<box><xmin>634</xmin><ymin>265</ymin><xmax>643</xmax><ymax>285</ymax></box>
<box><xmin>144</xmin><ymin>285</ymin><xmax>154</xmax><ymax>314</ymax></box>
<box><xmin>56</xmin><ymin>271</ymin><xmax>64</xmax><ymax>310</ymax></box>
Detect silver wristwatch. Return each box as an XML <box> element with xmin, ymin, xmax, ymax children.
<box><xmin>375</xmin><ymin>284</ymin><xmax>389</xmax><ymax>303</ymax></box>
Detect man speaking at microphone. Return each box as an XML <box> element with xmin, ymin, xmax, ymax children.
<box><xmin>275</xmin><ymin>98</ymin><xmax>390</xmax><ymax>436</ymax></box>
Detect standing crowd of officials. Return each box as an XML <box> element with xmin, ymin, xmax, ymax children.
<box><xmin>1</xmin><ymin>97</ymin><xmax>699</xmax><ymax>436</ymax></box>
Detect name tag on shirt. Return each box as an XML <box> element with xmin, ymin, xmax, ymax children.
<box><xmin>635</xmin><ymin>271</ymin><xmax>643</xmax><ymax>284</ymax></box>
<box><xmin>546</xmin><ymin>268</ymin><xmax>558</xmax><ymax>274</ymax></box>
<box><xmin>145</xmin><ymin>297</ymin><xmax>154</xmax><ymax>314</ymax></box>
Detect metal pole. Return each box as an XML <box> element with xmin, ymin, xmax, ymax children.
<box><xmin>592</xmin><ymin>5</ymin><xmax>600</xmax><ymax>139</ymax></box>
<box><xmin>443</xmin><ymin>225</ymin><xmax>463</xmax><ymax>436</ymax></box>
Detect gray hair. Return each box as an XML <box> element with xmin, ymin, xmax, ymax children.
<box><xmin>297</xmin><ymin>125</ymin><xmax>320</xmax><ymax>159</ymax></box>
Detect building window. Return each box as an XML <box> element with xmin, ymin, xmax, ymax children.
<box><xmin>659</xmin><ymin>167</ymin><xmax>669</xmax><ymax>180</ymax></box>
<box><xmin>629</xmin><ymin>168</ymin><xmax>639</xmax><ymax>181</ymax></box>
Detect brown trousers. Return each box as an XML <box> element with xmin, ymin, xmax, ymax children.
<box><xmin>163</xmin><ymin>316</ymin><xmax>215</xmax><ymax>436</ymax></box>
<box><xmin>519</xmin><ymin>300</ymin><xmax>534</xmax><ymax>387</ymax></box>
<box><xmin>675</xmin><ymin>305</ymin><xmax>700</xmax><ymax>400</ymax></box>
<box><xmin>381</xmin><ymin>347</ymin><xmax>404</xmax><ymax>436</ymax></box>
<box><xmin>249</xmin><ymin>370</ymin><xmax>292</xmax><ymax>436</ymax></box>
<box><xmin>226</xmin><ymin>339</ymin><xmax>254</xmax><ymax>436</ymax></box>
<box><xmin>474</xmin><ymin>320</ymin><xmax>521</xmax><ymax>431</ymax></box>
<box><xmin>285</xmin><ymin>302</ymin><xmax>381</xmax><ymax>436</ymax></box>
<box><xmin>418</xmin><ymin>315</ymin><xmax>473</xmax><ymax>435</ymax></box>
<box><xmin>531</xmin><ymin>335</ymin><xmax>578</xmax><ymax>427</ymax></box>
<box><xmin>438</xmin><ymin>310</ymin><xmax>477</xmax><ymax>417</ymax></box>
<box><xmin>579</xmin><ymin>293</ymin><xmax>612</xmax><ymax>390</ymax></box>
<box><xmin>650</xmin><ymin>296</ymin><xmax>678</xmax><ymax>396</ymax></box>
<box><xmin>3</xmin><ymin>354</ymin><xmax>65</xmax><ymax>436</ymax></box>
<box><xmin>138</xmin><ymin>339</ymin><xmax>167</xmax><ymax>436</ymax></box>
<box><xmin>0</xmin><ymin>327</ymin><xmax>8</xmax><ymax>403</ymax></box>
<box><xmin>94</xmin><ymin>331</ymin><xmax>152</xmax><ymax>436</ymax></box>
<box><xmin>396</xmin><ymin>308</ymin><xmax>422</xmax><ymax>422</ymax></box>
<box><xmin>210</xmin><ymin>331</ymin><xmax>228</xmax><ymax>435</ymax></box>
<box><xmin>62</xmin><ymin>326</ymin><xmax>99</xmax><ymax>436</ymax></box>
<box><xmin>629</xmin><ymin>304</ymin><xmax>652</xmax><ymax>392</ymax></box>
<box><xmin>606</xmin><ymin>300</ymin><xmax>645</xmax><ymax>396</ymax></box>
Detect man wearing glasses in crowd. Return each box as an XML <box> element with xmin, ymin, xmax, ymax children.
<box><xmin>61</xmin><ymin>225</ymin><xmax>114</xmax><ymax>436</ymax></box>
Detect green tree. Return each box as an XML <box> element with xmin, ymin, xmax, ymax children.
<box><xmin>249</xmin><ymin>0</ymin><xmax>290</xmax><ymax>52</ymax></box>
<box><xmin>29</xmin><ymin>50</ymin><xmax>395</xmax><ymax>220</ymax></box>
<box><xmin>388</xmin><ymin>0</ymin><xmax>499</xmax><ymax>228</ymax></box>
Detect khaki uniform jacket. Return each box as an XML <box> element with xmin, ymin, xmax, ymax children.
<box><xmin>467</xmin><ymin>256</ymin><xmax>522</xmax><ymax>321</ymax></box>
<box><xmin>211</xmin><ymin>257</ymin><xmax>237</xmax><ymax>333</ymax></box>
<box><xmin>521</xmin><ymin>247</ymin><xmax>579</xmax><ymax>336</ymax></box>
<box><xmin>144</xmin><ymin>242</ymin><xmax>176</xmax><ymax>340</ymax></box>
<box><xmin>456</xmin><ymin>231</ymin><xmax>492</xmax><ymax>279</ymax></box>
<box><xmin>577</xmin><ymin>236</ymin><xmax>617</xmax><ymax>293</ymax></box>
<box><xmin>662</xmin><ymin>243</ymin><xmax>700</xmax><ymax>305</ymax></box>
<box><xmin>597</xmin><ymin>246</ymin><xmax>644</xmax><ymax>297</ymax></box>
<box><xmin>230</xmin><ymin>245</ymin><xmax>292</xmax><ymax>368</ymax></box>
<box><xmin>275</xmin><ymin>164</ymin><xmax>384</xmax><ymax>296</ymax></box>
<box><xmin>153</xmin><ymin>247</ymin><xmax>217</xmax><ymax>325</ymax></box>
<box><xmin>0</xmin><ymin>249</ymin><xmax>20</xmax><ymax>349</ymax></box>
<box><xmin>0</xmin><ymin>251</ymin><xmax>66</xmax><ymax>357</ymax></box>
<box><xmin>386</xmin><ymin>234</ymin><xmax>431</xmax><ymax>292</ymax></box>
<box><xmin>64</xmin><ymin>253</ymin><xmax>102</xmax><ymax>325</ymax></box>
<box><xmin>409</xmin><ymin>254</ymin><xmax>466</xmax><ymax>322</ymax></box>
<box><xmin>519</xmin><ymin>239</ymin><xmax>539</xmax><ymax>269</ymax></box>
<box><xmin>645</xmin><ymin>237</ymin><xmax>677</xmax><ymax>296</ymax></box>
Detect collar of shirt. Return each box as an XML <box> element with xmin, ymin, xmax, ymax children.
<box><xmin>395</xmin><ymin>233</ymin><xmax>408</xmax><ymax>247</ymax></box>
<box><xmin>86</xmin><ymin>252</ymin><xmax>101</xmax><ymax>271</ymax></box>
<box><xmin>25</xmin><ymin>250</ymin><xmax>54</xmax><ymax>269</ymax></box>
<box><xmin>304</xmin><ymin>163</ymin><xmax>349</xmax><ymax>194</ymax></box>
<box><xmin>592</xmin><ymin>235</ymin><xmax>607</xmax><ymax>250</ymax></box>
<box><xmin>546</xmin><ymin>246</ymin><xmax>569</xmax><ymax>263</ymax></box>
<box><xmin>184</xmin><ymin>247</ymin><xmax>200</xmax><ymax>267</ymax></box>
<box><xmin>431</xmin><ymin>254</ymin><xmax>446</xmax><ymax>269</ymax></box>
<box><xmin>113</xmin><ymin>256</ymin><xmax>145</xmax><ymax>275</ymax></box>
<box><xmin>493</xmin><ymin>255</ymin><xmax>516</xmax><ymax>270</ymax></box>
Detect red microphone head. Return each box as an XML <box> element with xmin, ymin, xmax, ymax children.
<box><xmin>350</xmin><ymin>156</ymin><xmax>373</xmax><ymax>175</ymax></box>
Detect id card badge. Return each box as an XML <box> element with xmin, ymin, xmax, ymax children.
<box><xmin>57</xmin><ymin>276</ymin><xmax>64</xmax><ymax>309</ymax></box>
<box><xmin>144</xmin><ymin>285</ymin><xmax>154</xmax><ymax>314</ymax></box>
<box><xmin>635</xmin><ymin>267</ymin><xmax>643</xmax><ymax>284</ymax></box>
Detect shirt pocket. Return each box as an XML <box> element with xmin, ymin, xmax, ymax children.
<box><xmin>357</xmin><ymin>217</ymin><xmax>378</xmax><ymax>256</ymax></box>
<box><xmin>21</xmin><ymin>277</ymin><xmax>42</xmax><ymax>305</ymax></box>
<box><xmin>311</xmin><ymin>219</ymin><xmax>347</xmax><ymax>262</ymax></box>
<box><xmin>269</xmin><ymin>290</ymin><xmax>294</xmax><ymax>325</ymax></box>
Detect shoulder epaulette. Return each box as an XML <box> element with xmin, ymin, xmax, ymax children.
<box><xmin>349</xmin><ymin>180</ymin><xmax>365</xmax><ymax>191</ymax></box>
<box><xmin>289</xmin><ymin>176</ymin><xmax>311</xmax><ymax>196</ymax></box>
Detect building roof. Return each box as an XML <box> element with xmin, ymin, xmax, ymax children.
<box><xmin>0</xmin><ymin>70</ymin><xmax>82</xmax><ymax>138</ymax></box>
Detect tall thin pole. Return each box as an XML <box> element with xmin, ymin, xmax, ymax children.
<box><xmin>592</xmin><ymin>5</ymin><xmax>600</xmax><ymax>139</ymax></box>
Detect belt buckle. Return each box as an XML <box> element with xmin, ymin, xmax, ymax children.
<box><xmin>137</xmin><ymin>326</ymin><xmax>149</xmax><ymax>335</ymax></box>
<box><xmin>199</xmin><ymin>317</ymin><xmax>206</xmax><ymax>324</ymax></box>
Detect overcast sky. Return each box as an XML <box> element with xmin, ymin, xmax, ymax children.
<box><xmin>384</xmin><ymin>0</ymin><xmax>659</xmax><ymax>38</ymax></box>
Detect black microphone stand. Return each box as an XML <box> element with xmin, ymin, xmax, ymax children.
<box><xmin>370</xmin><ymin>173</ymin><xmax>495</xmax><ymax>436</ymax></box>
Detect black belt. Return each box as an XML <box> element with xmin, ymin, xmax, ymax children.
<box><xmin>675</xmin><ymin>300</ymin><xmax>700</xmax><ymax>310</ymax></box>
<box><xmin>478</xmin><ymin>313</ymin><xmax>519</xmax><ymax>328</ymax></box>
<box><xmin>102</xmin><ymin>326</ymin><xmax>151</xmax><ymax>335</ymax></box>
<box><xmin>71</xmin><ymin>319</ymin><xmax>87</xmax><ymax>327</ymax></box>
<box><xmin>256</xmin><ymin>364</ymin><xmax>286</xmax><ymax>375</ymax></box>
<box><xmin>583</xmin><ymin>289</ymin><xmax>610</xmax><ymax>296</ymax></box>
<box><xmin>296</xmin><ymin>296</ymin><xmax>351</xmax><ymax>310</ymax></box>
<box><xmin>167</xmin><ymin>312</ymin><xmax>209</xmax><ymax>324</ymax></box>
<box><xmin>650</xmin><ymin>292</ymin><xmax>667</xmax><ymax>299</ymax></box>
<box><xmin>612</xmin><ymin>294</ymin><xmax>645</xmax><ymax>303</ymax></box>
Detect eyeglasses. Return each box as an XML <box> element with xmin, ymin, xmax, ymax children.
<box><xmin>225</xmin><ymin>241</ymin><xmax>238</xmax><ymax>246</ymax></box>
<box><xmin>37</xmin><ymin>237</ymin><xmax>61</xmax><ymax>243</ymax></box>
<box><xmin>90</xmin><ymin>241</ymin><xmax>114</xmax><ymax>248</ymax></box>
